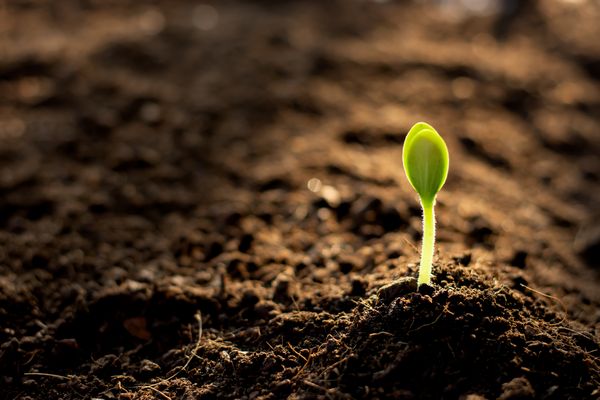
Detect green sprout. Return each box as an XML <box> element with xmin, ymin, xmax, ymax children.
<box><xmin>402</xmin><ymin>122</ymin><xmax>449</xmax><ymax>286</ymax></box>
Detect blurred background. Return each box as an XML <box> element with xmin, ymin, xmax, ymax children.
<box><xmin>1</xmin><ymin>0</ymin><xmax>598</xmax><ymax>264</ymax></box>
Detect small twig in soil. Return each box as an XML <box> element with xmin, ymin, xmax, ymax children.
<box><xmin>519</xmin><ymin>283</ymin><xmax>567</xmax><ymax>326</ymax></box>
<box><xmin>23</xmin><ymin>372</ymin><xmax>72</xmax><ymax>380</ymax></box>
<box><xmin>294</xmin><ymin>347</ymin><xmax>316</xmax><ymax>379</ymax></box>
<box><xmin>288</xmin><ymin>342</ymin><xmax>308</xmax><ymax>362</ymax></box>
<box><xmin>323</xmin><ymin>354</ymin><xmax>352</xmax><ymax>376</ymax></box>
<box><xmin>290</xmin><ymin>293</ymin><xmax>301</xmax><ymax>311</ymax></box>
<box><xmin>351</xmin><ymin>298</ymin><xmax>379</xmax><ymax>315</ymax></box>
<box><xmin>326</xmin><ymin>333</ymin><xmax>353</xmax><ymax>352</ymax></box>
<box><xmin>146</xmin><ymin>385</ymin><xmax>172</xmax><ymax>400</ymax></box>
<box><xmin>302</xmin><ymin>380</ymin><xmax>335</xmax><ymax>400</ymax></box>
<box><xmin>23</xmin><ymin>349</ymin><xmax>42</xmax><ymax>365</ymax></box>
<box><xmin>368</xmin><ymin>331</ymin><xmax>395</xmax><ymax>339</ymax></box>
<box><xmin>401</xmin><ymin>236</ymin><xmax>419</xmax><ymax>253</ymax></box>
<box><xmin>138</xmin><ymin>311</ymin><xmax>203</xmax><ymax>389</ymax></box>
<box><xmin>557</xmin><ymin>326</ymin><xmax>598</xmax><ymax>342</ymax></box>
<box><xmin>408</xmin><ymin>311</ymin><xmax>444</xmax><ymax>334</ymax></box>
<box><xmin>114</xmin><ymin>381</ymin><xmax>132</xmax><ymax>399</ymax></box>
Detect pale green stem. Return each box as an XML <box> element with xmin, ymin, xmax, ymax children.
<box><xmin>418</xmin><ymin>198</ymin><xmax>436</xmax><ymax>286</ymax></box>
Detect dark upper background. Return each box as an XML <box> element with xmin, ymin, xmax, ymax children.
<box><xmin>1</xmin><ymin>2</ymin><xmax>598</xmax><ymax>257</ymax></box>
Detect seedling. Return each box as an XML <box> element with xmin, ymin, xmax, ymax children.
<box><xmin>402</xmin><ymin>122</ymin><xmax>449</xmax><ymax>286</ymax></box>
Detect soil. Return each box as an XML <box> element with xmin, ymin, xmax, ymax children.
<box><xmin>0</xmin><ymin>1</ymin><xmax>599</xmax><ymax>399</ymax></box>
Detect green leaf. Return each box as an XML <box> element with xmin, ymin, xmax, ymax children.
<box><xmin>402</xmin><ymin>122</ymin><xmax>449</xmax><ymax>205</ymax></box>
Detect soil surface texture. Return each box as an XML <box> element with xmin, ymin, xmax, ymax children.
<box><xmin>0</xmin><ymin>1</ymin><xmax>599</xmax><ymax>399</ymax></box>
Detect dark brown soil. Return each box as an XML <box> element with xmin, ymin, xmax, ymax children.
<box><xmin>1</xmin><ymin>1</ymin><xmax>599</xmax><ymax>399</ymax></box>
